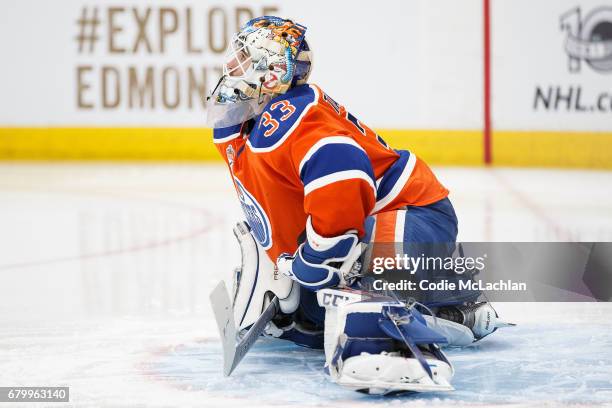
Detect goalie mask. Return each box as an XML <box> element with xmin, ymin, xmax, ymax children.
<box><xmin>206</xmin><ymin>16</ymin><xmax>313</xmax><ymax>128</ymax></box>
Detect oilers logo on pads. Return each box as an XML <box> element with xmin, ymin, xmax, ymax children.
<box><xmin>234</xmin><ymin>177</ymin><xmax>273</xmax><ymax>249</ymax></box>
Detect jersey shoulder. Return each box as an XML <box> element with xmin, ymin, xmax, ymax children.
<box><xmin>213</xmin><ymin>123</ymin><xmax>242</xmax><ymax>144</ymax></box>
<box><xmin>247</xmin><ymin>84</ymin><xmax>321</xmax><ymax>153</ymax></box>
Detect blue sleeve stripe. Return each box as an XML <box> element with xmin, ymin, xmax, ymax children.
<box><xmin>300</xmin><ymin>141</ymin><xmax>374</xmax><ymax>187</ymax></box>
<box><xmin>298</xmin><ymin>136</ymin><xmax>365</xmax><ymax>175</ymax></box>
<box><xmin>376</xmin><ymin>150</ymin><xmax>408</xmax><ymax>199</ymax></box>
<box><xmin>373</xmin><ymin>150</ymin><xmax>417</xmax><ymax>213</ymax></box>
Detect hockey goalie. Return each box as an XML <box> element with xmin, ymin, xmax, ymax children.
<box><xmin>206</xmin><ymin>16</ymin><xmax>510</xmax><ymax>394</ymax></box>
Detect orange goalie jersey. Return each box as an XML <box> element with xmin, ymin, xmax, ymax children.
<box><xmin>213</xmin><ymin>84</ymin><xmax>449</xmax><ymax>261</ymax></box>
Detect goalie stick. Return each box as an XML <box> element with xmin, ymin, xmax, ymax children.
<box><xmin>209</xmin><ymin>281</ymin><xmax>280</xmax><ymax>376</ymax></box>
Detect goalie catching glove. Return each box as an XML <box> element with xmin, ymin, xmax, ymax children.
<box><xmin>276</xmin><ymin>217</ymin><xmax>365</xmax><ymax>291</ymax></box>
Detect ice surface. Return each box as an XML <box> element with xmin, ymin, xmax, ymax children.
<box><xmin>1</xmin><ymin>163</ymin><xmax>611</xmax><ymax>407</ymax></box>
<box><xmin>144</xmin><ymin>317</ymin><xmax>612</xmax><ymax>406</ymax></box>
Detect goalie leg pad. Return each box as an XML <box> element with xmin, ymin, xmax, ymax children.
<box><xmin>317</xmin><ymin>288</ymin><xmax>454</xmax><ymax>394</ymax></box>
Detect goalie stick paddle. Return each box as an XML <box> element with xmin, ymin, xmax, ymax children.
<box><xmin>209</xmin><ymin>281</ymin><xmax>280</xmax><ymax>376</ymax></box>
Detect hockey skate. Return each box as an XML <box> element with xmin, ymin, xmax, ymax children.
<box><xmin>425</xmin><ymin>301</ymin><xmax>516</xmax><ymax>347</ymax></box>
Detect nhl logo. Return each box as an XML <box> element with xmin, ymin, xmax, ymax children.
<box><xmin>560</xmin><ymin>6</ymin><xmax>612</xmax><ymax>73</ymax></box>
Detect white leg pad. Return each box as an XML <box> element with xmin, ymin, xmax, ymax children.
<box><xmin>316</xmin><ymin>288</ymin><xmax>454</xmax><ymax>394</ymax></box>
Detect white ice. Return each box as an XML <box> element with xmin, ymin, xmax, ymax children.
<box><xmin>1</xmin><ymin>163</ymin><xmax>611</xmax><ymax>407</ymax></box>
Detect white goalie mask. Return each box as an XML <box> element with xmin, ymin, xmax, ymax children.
<box><xmin>206</xmin><ymin>16</ymin><xmax>312</xmax><ymax>128</ymax></box>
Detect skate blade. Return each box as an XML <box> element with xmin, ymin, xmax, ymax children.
<box><xmin>496</xmin><ymin>320</ymin><xmax>516</xmax><ymax>328</ymax></box>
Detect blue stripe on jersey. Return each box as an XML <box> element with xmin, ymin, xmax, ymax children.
<box><xmin>376</xmin><ymin>150</ymin><xmax>411</xmax><ymax>200</ymax></box>
<box><xmin>300</xmin><ymin>143</ymin><xmax>375</xmax><ymax>187</ymax></box>
<box><xmin>213</xmin><ymin>124</ymin><xmax>242</xmax><ymax>141</ymax></box>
